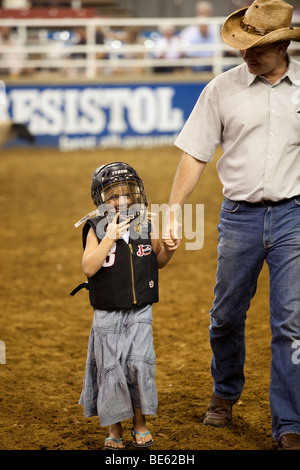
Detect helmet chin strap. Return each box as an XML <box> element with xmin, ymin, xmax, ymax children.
<box><xmin>74</xmin><ymin>209</ymin><xmax>100</xmax><ymax>228</ymax></box>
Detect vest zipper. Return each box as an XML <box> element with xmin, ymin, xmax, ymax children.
<box><xmin>128</xmin><ymin>243</ymin><xmax>137</xmax><ymax>304</ymax></box>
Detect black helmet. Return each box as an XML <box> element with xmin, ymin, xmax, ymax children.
<box><xmin>91</xmin><ymin>162</ymin><xmax>148</xmax><ymax>220</ymax></box>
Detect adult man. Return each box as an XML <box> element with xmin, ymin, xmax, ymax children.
<box><xmin>165</xmin><ymin>0</ymin><xmax>300</xmax><ymax>450</ymax></box>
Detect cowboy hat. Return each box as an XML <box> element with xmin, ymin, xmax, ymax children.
<box><xmin>221</xmin><ymin>0</ymin><xmax>300</xmax><ymax>50</ymax></box>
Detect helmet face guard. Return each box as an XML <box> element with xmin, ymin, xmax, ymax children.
<box><xmin>91</xmin><ymin>162</ymin><xmax>148</xmax><ymax>222</ymax></box>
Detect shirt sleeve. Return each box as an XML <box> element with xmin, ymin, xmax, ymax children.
<box><xmin>174</xmin><ymin>82</ymin><xmax>223</xmax><ymax>162</ymax></box>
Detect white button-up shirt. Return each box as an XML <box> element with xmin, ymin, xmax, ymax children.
<box><xmin>175</xmin><ymin>58</ymin><xmax>300</xmax><ymax>202</ymax></box>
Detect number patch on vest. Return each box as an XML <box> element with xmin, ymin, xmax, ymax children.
<box><xmin>102</xmin><ymin>242</ymin><xmax>153</xmax><ymax>268</ymax></box>
<box><xmin>102</xmin><ymin>242</ymin><xmax>117</xmax><ymax>267</ymax></box>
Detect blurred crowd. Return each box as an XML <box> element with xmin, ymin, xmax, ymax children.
<box><xmin>0</xmin><ymin>0</ymin><xmax>299</xmax><ymax>78</ymax></box>
<box><xmin>0</xmin><ymin>1</ymin><xmax>71</xmax><ymax>6</ymax></box>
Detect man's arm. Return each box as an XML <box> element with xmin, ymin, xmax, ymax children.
<box><xmin>164</xmin><ymin>153</ymin><xmax>207</xmax><ymax>248</ymax></box>
<box><xmin>169</xmin><ymin>152</ymin><xmax>207</xmax><ymax>206</ymax></box>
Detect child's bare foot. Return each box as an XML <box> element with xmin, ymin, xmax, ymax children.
<box><xmin>104</xmin><ymin>422</ymin><xmax>125</xmax><ymax>449</ymax></box>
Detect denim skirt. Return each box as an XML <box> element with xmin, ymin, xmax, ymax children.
<box><xmin>79</xmin><ymin>304</ymin><xmax>158</xmax><ymax>426</ymax></box>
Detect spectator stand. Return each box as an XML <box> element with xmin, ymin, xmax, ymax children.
<box><xmin>0</xmin><ymin>5</ymin><xmax>299</xmax><ymax>80</ymax></box>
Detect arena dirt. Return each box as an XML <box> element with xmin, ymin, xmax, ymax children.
<box><xmin>0</xmin><ymin>146</ymin><xmax>277</xmax><ymax>450</ymax></box>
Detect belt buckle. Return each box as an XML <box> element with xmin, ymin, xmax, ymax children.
<box><xmin>261</xmin><ymin>199</ymin><xmax>272</xmax><ymax>206</ymax></box>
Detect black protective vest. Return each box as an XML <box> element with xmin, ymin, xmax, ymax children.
<box><xmin>72</xmin><ymin>216</ymin><xmax>158</xmax><ymax>310</ymax></box>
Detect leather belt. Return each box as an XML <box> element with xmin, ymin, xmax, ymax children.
<box><xmin>238</xmin><ymin>195</ymin><xmax>299</xmax><ymax>207</ymax></box>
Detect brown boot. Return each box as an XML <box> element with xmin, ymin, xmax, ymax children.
<box><xmin>203</xmin><ymin>393</ymin><xmax>237</xmax><ymax>427</ymax></box>
<box><xmin>278</xmin><ymin>433</ymin><xmax>300</xmax><ymax>450</ymax></box>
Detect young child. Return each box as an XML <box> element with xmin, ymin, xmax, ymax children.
<box><xmin>73</xmin><ymin>162</ymin><xmax>176</xmax><ymax>449</ymax></box>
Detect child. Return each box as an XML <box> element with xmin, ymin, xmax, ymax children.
<box><xmin>73</xmin><ymin>162</ymin><xmax>176</xmax><ymax>449</ymax></box>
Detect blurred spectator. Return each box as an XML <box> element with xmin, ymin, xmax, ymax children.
<box><xmin>179</xmin><ymin>1</ymin><xmax>218</xmax><ymax>72</ymax></box>
<box><xmin>239</xmin><ymin>1</ymin><xmax>253</xmax><ymax>6</ymax></box>
<box><xmin>71</xmin><ymin>26</ymin><xmax>106</xmax><ymax>60</ymax></box>
<box><xmin>2</xmin><ymin>0</ymin><xmax>31</xmax><ymax>7</ymax></box>
<box><xmin>64</xmin><ymin>26</ymin><xmax>107</xmax><ymax>76</ymax></box>
<box><xmin>31</xmin><ymin>1</ymin><xmax>70</xmax><ymax>5</ymax></box>
<box><xmin>0</xmin><ymin>26</ymin><xmax>27</xmax><ymax>77</ymax></box>
<box><xmin>293</xmin><ymin>5</ymin><xmax>300</xmax><ymax>26</ymax></box>
<box><xmin>105</xmin><ymin>26</ymin><xmax>145</xmax><ymax>75</ymax></box>
<box><xmin>152</xmin><ymin>24</ymin><xmax>182</xmax><ymax>73</ymax></box>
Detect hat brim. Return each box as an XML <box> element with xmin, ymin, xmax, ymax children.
<box><xmin>221</xmin><ymin>7</ymin><xmax>300</xmax><ymax>49</ymax></box>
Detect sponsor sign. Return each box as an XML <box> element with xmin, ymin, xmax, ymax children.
<box><xmin>1</xmin><ymin>82</ymin><xmax>206</xmax><ymax>150</ymax></box>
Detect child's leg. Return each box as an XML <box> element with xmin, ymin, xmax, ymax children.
<box><xmin>132</xmin><ymin>407</ymin><xmax>153</xmax><ymax>445</ymax></box>
<box><xmin>104</xmin><ymin>422</ymin><xmax>125</xmax><ymax>449</ymax></box>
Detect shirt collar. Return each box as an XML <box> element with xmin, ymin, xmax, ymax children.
<box><xmin>245</xmin><ymin>55</ymin><xmax>299</xmax><ymax>87</ymax></box>
<box><xmin>245</xmin><ymin>67</ymin><xmax>257</xmax><ymax>87</ymax></box>
<box><xmin>285</xmin><ymin>58</ymin><xmax>299</xmax><ymax>86</ymax></box>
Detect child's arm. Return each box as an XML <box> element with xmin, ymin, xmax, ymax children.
<box><xmin>151</xmin><ymin>236</ymin><xmax>176</xmax><ymax>269</ymax></box>
<box><xmin>82</xmin><ymin>213</ymin><xmax>130</xmax><ymax>278</ymax></box>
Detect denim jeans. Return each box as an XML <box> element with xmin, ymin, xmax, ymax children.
<box><xmin>209</xmin><ymin>196</ymin><xmax>300</xmax><ymax>441</ymax></box>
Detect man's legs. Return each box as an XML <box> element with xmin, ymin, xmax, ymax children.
<box><xmin>208</xmin><ymin>199</ymin><xmax>266</xmax><ymax>404</ymax></box>
<box><xmin>265</xmin><ymin>199</ymin><xmax>300</xmax><ymax>443</ymax></box>
<box><xmin>205</xmin><ymin>198</ymin><xmax>300</xmax><ymax>448</ymax></box>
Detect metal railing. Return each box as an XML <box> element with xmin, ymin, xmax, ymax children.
<box><xmin>0</xmin><ymin>15</ymin><xmax>299</xmax><ymax>78</ymax></box>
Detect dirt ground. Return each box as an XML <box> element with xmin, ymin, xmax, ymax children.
<box><xmin>0</xmin><ymin>145</ymin><xmax>277</xmax><ymax>451</ymax></box>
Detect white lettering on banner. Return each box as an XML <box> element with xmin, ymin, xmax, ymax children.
<box><xmin>10</xmin><ymin>89</ymin><xmax>39</xmax><ymax>124</ymax></box>
<box><xmin>65</xmin><ymin>89</ymin><xmax>80</xmax><ymax>134</ymax></box>
<box><xmin>59</xmin><ymin>133</ymin><xmax>179</xmax><ymax>151</ymax></box>
<box><xmin>7</xmin><ymin>86</ymin><xmax>184</xmax><ymax>137</ymax></box>
<box><xmin>128</xmin><ymin>87</ymin><xmax>156</xmax><ymax>133</ymax></box>
<box><xmin>107</xmin><ymin>88</ymin><xmax>131</xmax><ymax>133</ymax></box>
<box><xmin>80</xmin><ymin>89</ymin><xmax>106</xmax><ymax>134</ymax></box>
<box><xmin>156</xmin><ymin>87</ymin><xmax>183</xmax><ymax>131</ymax></box>
<box><xmin>59</xmin><ymin>135</ymin><xmax>97</xmax><ymax>151</ymax></box>
<box><xmin>41</xmin><ymin>89</ymin><xmax>64</xmax><ymax>134</ymax></box>
<box><xmin>0</xmin><ymin>80</ymin><xmax>9</xmax><ymax>121</ymax></box>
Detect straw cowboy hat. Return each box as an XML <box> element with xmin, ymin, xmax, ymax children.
<box><xmin>221</xmin><ymin>0</ymin><xmax>300</xmax><ymax>50</ymax></box>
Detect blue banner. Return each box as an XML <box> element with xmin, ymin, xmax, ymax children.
<box><xmin>2</xmin><ymin>82</ymin><xmax>207</xmax><ymax>150</ymax></box>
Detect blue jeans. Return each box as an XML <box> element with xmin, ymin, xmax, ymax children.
<box><xmin>209</xmin><ymin>197</ymin><xmax>300</xmax><ymax>441</ymax></box>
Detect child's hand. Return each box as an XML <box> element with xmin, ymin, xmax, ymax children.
<box><xmin>106</xmin><ymin>212</ymin><xmax>130</xmax><ymax>241</ymax></box>
<box><xmin>162</xmin><ymin>238</ymin><xmax>180</xmax><ymax>251</ymax></box>
<box><xmin>162</xmin><ymin>214</ymin><xmax>181</xmax><ymax>251</ymax></box>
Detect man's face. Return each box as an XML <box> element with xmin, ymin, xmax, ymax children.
<box><xmin>239</xmin><ymin>43</ymin><xmax>285</xmax><ymax>76</ymax></box>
